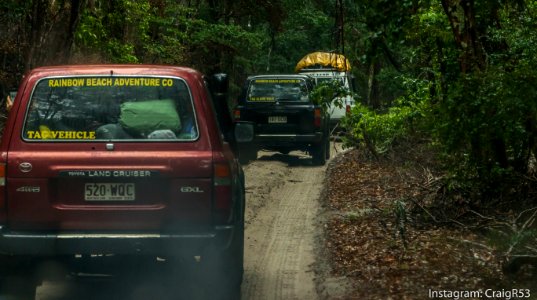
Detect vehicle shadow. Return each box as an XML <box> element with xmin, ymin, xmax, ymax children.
<box><xmin>256</xmin><ymin>151</ymin><xmax>319</xmax><ymax>167</ymax></box>
<box><xmin>35</xmin><ymin>259</ymin><xmax>215</xmax><ymax>300</ymax></box>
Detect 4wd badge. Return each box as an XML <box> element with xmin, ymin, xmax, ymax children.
<box><xmin>16</xmin><ymin>186</ymin><xmax>40</xmax><ymax>193</ymax></box>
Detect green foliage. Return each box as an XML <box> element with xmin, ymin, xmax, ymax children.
<box><xmin>428</xmin><ymin>3</ymin><xmax>537</xmax><ymax>190</ymax></box>
<box><xmin>74</xmin><ymin>1</ymin><xmax>265</xmax><ymax>68</ymax></box>
<box><xmin>75</xmin><ymin>0</ymin><xmax>151</xmax><ymax>63</ymax></box>
<box><xmin>238</xmin><ymin>1</ymin><xmax>334</xmax><ymax>74</ymax></box>
<box><xmin>342</xmin><ymin>102</ymin><xmax>420</xmax><ymax>155</ymax></box>
<box><xmin>309</xmin><ymin>79</ymin><xmax>349</xmax><ymax>111</ymax></box>
<box><xmin>0</xmin><ymin>1</ymin><xmax>30</xmax><ymax>87</ymax></box>
<box><xmin>342</xmin><ymin>74</ymin><xmax>429</xmax><ymax>155</ymax></box>
<box><xmin>339</xmin><ymin>0</ymin><xmax>537</xmax><ymax>203</ymax></box>
<box><xmin>393</xmin><ymin>199</ymin><xmax>408</xmax><ymax>249</ymax></box>
<box><xmin>485</xmin><ymin>208</ymin><xmax>537</xmax><ymax>266</ymax></box>
<box><xmin>267</xmin><ymin>3</ymin><xmax>333</xmax><ymax>72</ymax></box>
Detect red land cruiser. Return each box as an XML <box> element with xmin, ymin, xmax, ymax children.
<box><xmin>0</xmin><ymin>65</ymin><xmax>244</xmax><ymax>299</ymax></box>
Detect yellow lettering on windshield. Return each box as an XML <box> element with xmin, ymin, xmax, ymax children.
<box><xmin>249</xmin><ymin>96</ymin><xmax>275</xmax><ymax>102</ymax></box>
<box><xmin>47</xmin><ymin>77</ymin><xmax>170</xmax><ymax>87</ymax></box>
<box><xmin>254</xmin><ymin>79</ymin><xmax>301</xmax><ymax>84</ymax></box>
<box><xmin>26</xmin><ymin>131</ymin><xmax>97</xmax><ymax>140</ymax></box>
<box><xmin>86</xmin><ymin>78</ymin><xmax>113</xmax><ymax>86</ymax></box>
<box><xmin>113</xmin><ymin>77</ymin><xmax>161</xmax><ymax>87</ymax></box>
<box><xmin>48</xmin><ymin>78</ymin><xmax>85</xmax><ymax>87</ymax></box>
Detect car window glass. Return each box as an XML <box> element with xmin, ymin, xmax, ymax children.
<box><xmin>23</xmin><ymin>76</ymin><xmax>198</xmax><ymax>141</ymax></box>
<box><xmin>247</xmin><ymin>78</ymin><xmax>309</xmax><ymax>102</ymax></box>
<box><xmin>203</xmin><ymin>79</ymin><xmax>226</xmax><ymax>139</ymax></box>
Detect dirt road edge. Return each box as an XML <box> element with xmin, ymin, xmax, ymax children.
<box><xmin>314</xmin><ymin>150</ymin><xmax>354</xmax><ymax>300</ymax></box>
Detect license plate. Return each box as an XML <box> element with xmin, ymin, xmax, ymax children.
<box><xmin>268</xmin><ymin>116</ymin><xmax>287</xmax><ymax>123</ymax></box>
<box><xmin>84</xmin><ymin>183</ymin><xmax>135</xmax><ymax>201</ymax></box>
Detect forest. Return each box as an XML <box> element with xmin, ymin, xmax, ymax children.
<box><xmin>1</xmin><ymin>1</ymin><xmax>537</xmax><ymax>221</ymax></box>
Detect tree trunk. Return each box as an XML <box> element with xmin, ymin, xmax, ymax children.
<box><xmin>25</xmin><ymin>0</ymin><xmax>47</xmax><ymax>70</ymax></box>
<box><xmin>440</xmin><ymin>0</ymin><xmax>486</xmax><ymax>73</ymax></box>
<box><xmin>25</xmin><ymin>0</ymin><xmax>86</xmax><ymax>68</ymax></box>
<box><xmin>63</xmin><ymin>0</ymin><xmax>84</xmax><ymax>61</ymax></box>
<box><xmin>367</xmin><ymin>60</ymin><xmax>380</xmax><ymax>109</ymax></box>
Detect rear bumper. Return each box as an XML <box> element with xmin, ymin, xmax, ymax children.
<box><xmin>0</xmin><ymin>225</ymin><xmax>236</xmax><ymax>256</ymax></box>
<box><xmin>253</xmin><ymin>132</ymin><xmax>323</xmax><ymax>145</ymax></box>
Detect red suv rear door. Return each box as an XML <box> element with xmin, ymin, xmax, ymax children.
<box><xmin>6</xmin><ymin>143</ymin><xmax>213</xmax><ymax>231</ymax></box>
<box><xmin>5</xmin><ymin>73</ymin><xmax>214</xmax><ymax>232</ymax></box>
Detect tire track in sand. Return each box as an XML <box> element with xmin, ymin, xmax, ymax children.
<box><xmin>242</xmin><ymin>151</ymin><xmax>326</xmax><ymax>300</ymax></box>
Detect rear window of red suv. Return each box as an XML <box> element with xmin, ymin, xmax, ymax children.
<box><xmin>22</xmin><ymin>76</ymin><xmax>198</xmax><ymax>141</ymax></box>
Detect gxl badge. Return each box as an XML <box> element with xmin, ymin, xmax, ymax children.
<box><xmin>180</xmin><ymin>186</ymin><xmax>204</xmax><ymax>193</ymax></box>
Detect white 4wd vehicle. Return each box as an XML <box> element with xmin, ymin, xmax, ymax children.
<box><xmin>295</xmin><ymin>52</ymin><xmax>356</xmax><ymax>128</ymax></box>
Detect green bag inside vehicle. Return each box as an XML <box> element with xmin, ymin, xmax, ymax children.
<box><xmin>119</xmin><ymin>99</ymin><xmax>181</xmax><ymax>137</ymax></box>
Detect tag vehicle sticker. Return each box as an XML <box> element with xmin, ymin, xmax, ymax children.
<box><xmin>26</xmin><ymin>130</ymin><xmax>96</xmax><ymax>139</ymax></box>
<box><xmin>249</xmin><ymin>96</ymin><xmax>276</xmax><ymax>102</ymax></box>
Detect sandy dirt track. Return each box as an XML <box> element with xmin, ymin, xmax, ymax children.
<box><xmin>241</xmin><ymin>150</ymin><xmax>327</xmax><ymax>300</ymax></box>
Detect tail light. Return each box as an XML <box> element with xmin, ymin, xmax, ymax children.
<box><xmin>233</xmin><ymin>109</ymin><xmax>241</xmax><ymax>122</ymax></box>
<box><xmin>0</xmin><ymin>163</ymin><xmax>5</xmax><ymax>186</ymax></box>
<box><xmin>346</xmin><ymin>104</ymin><xmax>351</xmax><ymax>115</ymax></box>
<box><xmin>314</xmin><ymin>108</ymin><xmax>322</xmax><ymax>128</ymax></box>
<box><xmin>213</xmin><ymin>162</ymin><xmax>232</xmax><ymax>223</ymax></box>
<box><xmin>0</xmin><ymin>163</ymin><xmax>5</xmax><ymax>223</ymax></box>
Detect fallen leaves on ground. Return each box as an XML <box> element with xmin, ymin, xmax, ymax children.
<box><xmin>321</xmin><ymin>148</ymin><xmax>527</xmax><ymax>299</ymax></box>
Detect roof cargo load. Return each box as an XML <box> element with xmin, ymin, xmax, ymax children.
<box><xmin>295</xmin><ymin>52</ymin><xmax>351</xmax><ymax>72</ymax></box>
